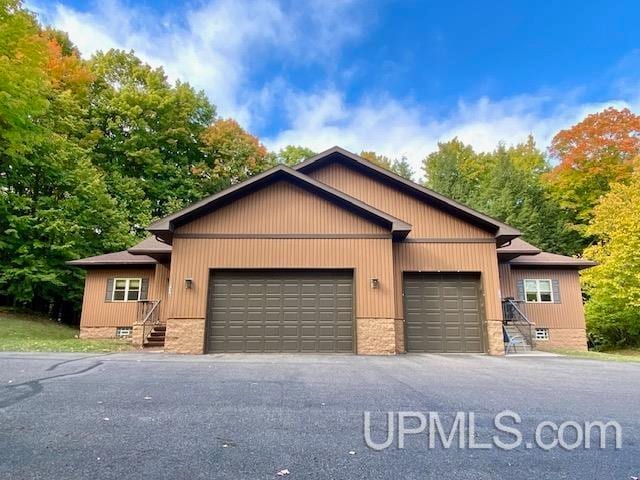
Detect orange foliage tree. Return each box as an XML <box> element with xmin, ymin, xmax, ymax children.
<box><xmin>196</xmin><ymin>119</ymin><xmax>271</xmax><ymax>190</ymax></box>
<box><xmin>545</xmin><ymin>107</ymin><xmax>640</xmax><ymax>239</ymax></box>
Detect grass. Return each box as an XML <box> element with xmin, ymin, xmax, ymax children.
<box><xmin>0</xmin><ymin>309</ymin><xmax>132</xmax><ymax>353</ymax></box>
<box><xmin>550</xmin><ymin>347</ymin><xmax>640</xmax><ymax>363</ymax></box>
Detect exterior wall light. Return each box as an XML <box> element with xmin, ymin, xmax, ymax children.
<box><xmin>371</xmin><ymin>278</ymin><xmax>380</xmax><ymax>289</ymax></box>
<box><xmin>185</xmin><ymin>278</ymin><xmax>193</xmax><ymax>289</ymax></box>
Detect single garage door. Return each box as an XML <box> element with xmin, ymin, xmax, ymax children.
<box><xmin>206</xmin><ymin>270</ymin><xmax>353</xmax><ymax>353</ymax></box>
<box><xmin>403</xmin><ymin>273</ymin><xmax>484</xmax><ymax>353</ymax></box>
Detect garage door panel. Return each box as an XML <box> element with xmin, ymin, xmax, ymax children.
<box><xmin>404</xmin><ymin>273</ymin><xmax>484</xmax><ymax>353</ymax></box>
<box><xmin>207</xmin><ymin>270</ymin><xmax>353</xmax><ymax>353</ymax></box>
<box><xmin>335</xmin><ymin>311</ymin><xmax>352</xmax><ymax>322</ymax></box>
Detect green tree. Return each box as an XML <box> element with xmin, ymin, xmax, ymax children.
<box><xmin>390</xmin><ymin>156</ymin><xmax>415</xmax><ymax>180</ymax></box>
<box><xmin>272</xmin><ymin>145</ymin><xmax>316</xmax><ymax>166</ymax></box>
<box><xmin>422</xmin><ymin>137</ymin><xmax>577</xmax><ymax>253</ymax></box>
<box><xmin>0</xmin><ymin>4</ymin><xmax>132</xmax><ymax>316</ymax></box>
<box><xmin>360</xmin><ymin>150</ymin><xmax>393</xmax><ymax>170</ymax></box>
<box><xmin>361</xmin><ymin>151</ymin><xmax>415</xmax><ymax>179</ymax></box>
<box><xmin>422</xmin><ymin>138</ymin><xmax>479</xmax><ymax>202</ymax></box>
<box><xmin>87</xmin><ymin>50</ymin><xmax>216</xmax><ymax>230</ymax></box>
<box><xmin>582</xmin><ymin>170</ymin><xmax>640</xmax><ymax>347</ymax></box>
<box><xmin>0</xmin><ymin>0</ymin><xmax>48</xmax><ymax>162</ymax></box>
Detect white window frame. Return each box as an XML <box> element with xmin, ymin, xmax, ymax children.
<box><xmin>112</xmin><ymin>278</ymin><xmax>142</xmax><ymax>302</ymax></box>
<box><xmin>535</xmin><ymin>328</ymin><xmax>550</xmax><ymax>341</ymax></box>
<box><xmin>524</xmin><ymin>279</ymin><xmax>554</xmax><ymax>303</ymax></box>
<box><xmin>116</xmin><ymin>327</ymin><xmax>133</xmax><ymax>338</ymax></box>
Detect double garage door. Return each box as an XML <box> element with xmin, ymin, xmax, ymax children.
<box><xmin>205</xmin><ymin>270</ymin><xmax>484</xmax><ymax>354</ymax></box>
<box><xmin>206</xmin><ymin>270</ymin><xmax>353</xmax><ymax>353</ymax></box>
<box><xmin>404</xmin><ymin>273</ymin><xmax>485</xmax><ymax>353</ymax></box>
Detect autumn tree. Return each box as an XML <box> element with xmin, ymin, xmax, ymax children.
<box><xmin>197</xmin><ymin>118</ymin><xmax>270</xmax><ymax>191</ymax></box>
<box><xmin>0</xmin><ymin>4</ymin><xmax>132</xmax><ymax>317</ymax></box>
<box><xmin>546</xmin><ymin>107</ymin><xmax>640</xmax><ymax>242</ymax></box>
<box><xmin>360</xmin><ymin>150</ymin><xmax>392</xmax><ymax>170</ymax></box>
<box><xmin>582</xmin><ymin>169</ymin><xmax>640</xmax><ymax>346</ymax></box>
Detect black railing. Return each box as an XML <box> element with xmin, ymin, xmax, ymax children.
<box><xmin>502</xmin><ymin>298</ymin><xmax>535</xmax><ymax>350</ymax></box>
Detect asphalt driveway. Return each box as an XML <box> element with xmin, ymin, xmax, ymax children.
<box><xmin>0</xmin><ymin>352</ymin><xmax>638</xmax><ymax>479</ymax></box>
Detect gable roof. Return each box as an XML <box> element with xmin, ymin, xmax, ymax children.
<box><xmin>147</xmin><ymin>164</ymin><xmax>412</xmax><ymax>243</ymax></box>
<box><xmin>294</xmin><ymin>146</ymin><xmax>521</xmax><ymax>244</ymax></box>
<box><xmin>508</xmin><ymin>251</ymin><xmax>596</xmax><ymax>269</ymax></box>
<box><xmin>497</xmin><ymin>237</ymin><xmax>541</xmax><ymax>260</ymax></box>
<box><xmin>128</xmin><ymin>236</ymin><xmax>172</xmax><ymax>255</ymax></box>
<box><xmin>67</xmin><ymin>250</ymin><xmax>157</xmax><ymax>267</ymax></box>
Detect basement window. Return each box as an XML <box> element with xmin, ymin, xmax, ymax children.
<box><xmin>116</xmin><ymin>327</ymin><xmax>132</xmax><ymax>338</ymax></box>
<box><xmin>113</xmin><ymin>278</ymin><xmax>142</xmax><ymax>302</ymax></box>
<box><xmin>535</xmin><ymin>328</ymin><xmax>550</xmax><ymax>341</ymax></box>
<box><xmin>524</xmin><ymin>279</ymin><xmax>553</xmax><ymax>303</ymax></box>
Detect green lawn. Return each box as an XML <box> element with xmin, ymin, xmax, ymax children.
<box><xmin>0</xmin><ymin>310</ymin><xmax>132</xmax><ymax>353</ymax></box>
<box><xmin>550</xmin><ymin>347</ymin><xmax>640</xmax><ymax>363</ymax></box>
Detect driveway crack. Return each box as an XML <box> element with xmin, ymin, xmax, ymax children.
<box><xmin>0</xmin><ymin>361</ymin><xmax>103</xmax><ymax>409</ymax></box>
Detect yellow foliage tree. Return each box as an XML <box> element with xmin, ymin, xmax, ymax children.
<box><xmin>582</xmin><ymin>164</ymin><xmax>640</xmax><ymax>346</ymax></box>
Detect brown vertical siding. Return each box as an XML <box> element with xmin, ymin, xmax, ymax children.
<box><xmin>393</xmin><ymin>242</ymin><xmax>503</xmax><ymax>321</ymax></box>
<box><xmin>501</xmin><ymin>266</ymin><xmax>586</xmax><ymax>329</ymax></box>
<box><xmin>498</xmin><ymin>262</ymin><xmax>515</xmax><ymax>298</ymax></box>
<box><xmin>169</xmin><ymin>177</ymin><xmax>396</xmax><ymax>323</ymax></box>
<box><xmin>308</xmin><ymin>163</ymin><xmax>492</xmax><ymax>238</ymax></box>
<box><xmin>179</xmin><ymin>181</ymin><xmax>386</xmax><ymax>235</ymax></box>
<box><xmin>167</xmin><ymin>238</ymin><xmax>395</xmax><ymax>321</ymax></box>
<box><xmin>79</xmin><ymin>267</ymin><xmax>156</xmax><ymax>327</ymax></box>
<box><xmin>306</xmin><ymin>161</ymin><xmax>503</xmax><ymax>328</ymax></box>
<box><xmin>152</xmin><ymin>263</ymin><xmax>171</xmax><ymax>322</ymax></box>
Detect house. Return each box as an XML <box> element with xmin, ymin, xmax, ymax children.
<box><xmin>68</xmin><ymin>147</ymin><xmax>595</xmax><ymax>355</ymax></box>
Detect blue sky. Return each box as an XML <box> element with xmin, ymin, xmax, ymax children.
<box><xmin>31</xmin><ymin>0</ymin><xmax>640</xmax><ymax>174</ymax></box>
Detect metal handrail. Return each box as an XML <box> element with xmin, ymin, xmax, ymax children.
<box><xmin>506</xmin><ymin>299</ymin><xmax>533</xmax><ymax>325</ymax></box>
<box><xmin>502</xmin><ymin>298</ymin><xmax>535</xmax><ymax>350</ymax></box>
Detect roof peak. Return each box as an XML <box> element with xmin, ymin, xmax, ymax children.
<box><xmin>295</xmin><ymin>146</ymin><xmax>521</xmax><ymax>242</ymax></box>
<box><xmin>147</xmin><ymin>163</ymin><xmax>412</xmax><ymax>243</ymax></box>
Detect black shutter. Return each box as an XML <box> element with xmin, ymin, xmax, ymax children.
<box><xmin>105</xmin><ymin>278</ymin><xmax>114</xmax><ymax>302</ymax></box>
<box><xmin>516</xmin><ymin>279</ymin><xmax>525</xmax><ymax>301</ymax></box>
<box><xmin>552</xmin><ymin>279</ymin><xmax>561</xmax><ymax>303</ymax></box>
<box><xmin>140</xmin><ymin>278</ymin><xmax>149</xmax><ymax>300</ymax></box>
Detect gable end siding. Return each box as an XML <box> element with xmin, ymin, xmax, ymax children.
<box><xmin>176</xmin><ymin>180</ymin><xmax>388</xmax><ymax>235</ymax></box>
<box><xmin>307</xmin><ymin>162</ymin><xmax>492</xmax><ymax>239</ymax></box>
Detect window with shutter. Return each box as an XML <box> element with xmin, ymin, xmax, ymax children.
<box><xmin>110</xmin><ymin>278</ymin><xmax>143</xmax><ymax>302</ymax></box>
<box><xmin>523</xmin><ymin>279</ymin><xmax>554</xmax><ymax>303</ymax></box>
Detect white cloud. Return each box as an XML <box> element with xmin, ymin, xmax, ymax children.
<box><xmin>33</xmin><ymin>0</ymin><xmax>366</xmax><ymax>128</ymax></box>
<box><xmin>264</xmin><ymin>88</ymin><xmax>640</xmax><ymax>178</ymax></box>
<box><xmin>31</xmin><ymin>0</ymin><xmax>640</xmax><ymax>179</ymax></box>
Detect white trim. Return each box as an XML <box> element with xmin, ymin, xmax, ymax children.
<box><xmin>116</xmin><ymin>327</ymin><xmax>133</xmax><ymax>338</ymax></box>
<box><xmin>524</xmin><ymin>279</ymin><xmax>554</xmax><ymax>303</ymax></box>
<box><xmin>535</xmin><ymin>328</ymin><xmax>550</xmax><ymax>341</ymax></box>
<box><xmin>112</xmin><ymin>278</ymin><xmax>142</xmax><ymax>302</ymax></box>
